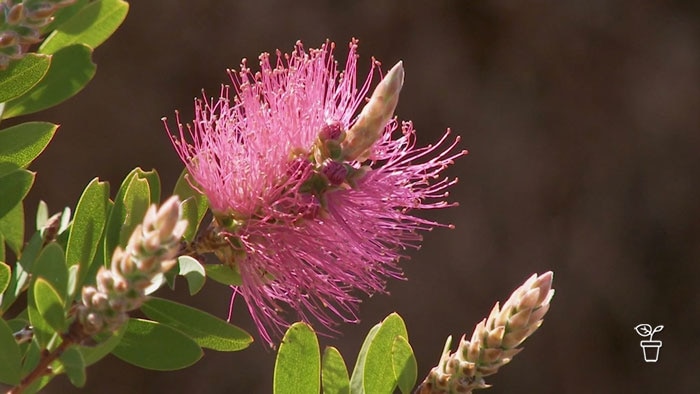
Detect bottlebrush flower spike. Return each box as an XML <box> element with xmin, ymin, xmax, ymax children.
<box><xmin>164</xmin><ymin>39</ymin><xmax>467</xmax><ymax>346</ymax></box>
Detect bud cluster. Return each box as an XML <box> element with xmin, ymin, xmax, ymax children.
<box><xmin>418</xmin><ymin>272</ymin><xmax>555</xmax><ymax>393</ymax></box>
<box><xmin>0</xmin><ymin>0</ymin><xmax>76</xmax><ymax>69</ymax></box>
<box><xmin>75</xmin><ymin>196</ymin><xmax>187</xmax><ymax>336</ymax></box>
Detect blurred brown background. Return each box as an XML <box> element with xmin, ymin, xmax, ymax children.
<box><xmin>12</xmin><ymin>0</ymin><xmax>700</xmax><ymax>392</ymax></box>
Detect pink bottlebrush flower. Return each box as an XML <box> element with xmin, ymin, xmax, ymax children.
<box><xmin>164</xmin><ymin>39</ymin><xmax>466</xmax><ymax>346</ymax></box>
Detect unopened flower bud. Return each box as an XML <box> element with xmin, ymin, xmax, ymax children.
<box><xmin>318</xmin><ymin>121</ymin><xmax>345</xmax><ymax>142</ymax></box>
<box><xmin>322</xmin><ymin>160</ymin><xmax>348</xmax><ymax>185</ymax></box>
<box><xmin>342</xmin><ymin>61</ymin><xmax>404</xmax><ymax>161</ymax></box>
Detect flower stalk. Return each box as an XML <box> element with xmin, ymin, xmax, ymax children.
<box><xmin>417</xmin><ymin>271</ymin><xmax>555</xmax><ymax>393</ymax></box>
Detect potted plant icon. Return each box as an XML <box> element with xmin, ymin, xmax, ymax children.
<box><xmin>634</xmin><ymin>324</ymin><xmax>664</xmax><ymax>362</ymax></box>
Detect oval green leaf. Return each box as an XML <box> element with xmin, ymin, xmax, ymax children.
<box><xmin>141</xmin><ymin>297</ymin><xmax>252</xmax><ymax>352</ymax></box>
<box><xmin>177</xmin><ymin>255</ymin><xmax>206</xmax><ymax>295</ymax></box>
<box><xmin>349</xmin><ymin>323</ymin><xmax>381</xmax><ymax>393</ymax></box>
<box><xmin>392</xmin><ymin>336</ymin><xmax>417</xmax><ymax>394</ymax></box>
<box><xmin>59</xmin><ymin>346</ymin><xmax>86</xmax><ymax>387</ymax></box>
<box><xmin>0</xmin><ymin>169</ymin><xmax>34</xmax><ymax>219</ymax></box>
<box><xmin>274</xmin><ymin>322</ymin><xmax>320</xmax><ymax>394</ymax></box>
<box><xmin>0</xmin><ymin>318</ymin><xmax>22</xmax><ymax>385</ymax></box>
<box><xmin>174</xmin><ymin>169</ymin><xmax>208</xmax><ymax>242</ymax></box>
<box><xmin>205</xmin><ymin>264</ymin><xmax>243</xmax><ymax>286</ymax></box>
<box><xmin>40</xmin><ymin>0</ymin><xmax>129</xmax><ymax>55</ymax></box>
<box><xmin>103</xmin><ymin>168</ymin><xmax>150</xmax><ymax>259</ymax></box>
<box><xmin>33</xmin><ymin>242</ymin><xmax>69</xmax><ymax>301</ymax></box>
<box><xmin>79</xmin><ymin>325</ymin><xmax>126</xmax><ymax>366</ymax></box>
<box><xmin>35</xmin><ymin>200</ymin><xmax>49</xmax><ymax>231</ymax></box>
<box><xmin>0</xmin><ymin>122</ymin><xmax>57</xmax><ymax>177</ymax></box>
<box><xmin>65</xmin><ymin>178</ymin><xmax>109</xmax><ymax>295</ymax></box>
<box><xmin>33</xmin><ymin>278</ymin><xmax>65</xmax><ymax>333</ymax></box>
<box><xmin>0</xmin><ymin>54</ymin><xmax>51</xmax><ymax>103</ymax></box>
<box><xmin>0</xmin><ymin>261</ymin><xmax>10</xmax><ymax>295</ymax></box>
<box><xmin>111</xmin><ymin>318</ymin><xmax>202</xmax><ymax>371</ymax></box>
<box><xmin>322</xmin><ymin>346</ymin><xmax>350</xmax><ymax>394</ymax></box>
<box><xmin>361</xmin><ymin>313</ymin><xmax>408</xmax><ymax>393</ymax></box>
<box><xmin>2</xmin><ymin>44</ymin><xmax>96</xmax><ymax>119</ymax></box>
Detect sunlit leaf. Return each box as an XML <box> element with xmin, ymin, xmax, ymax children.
<box><xmin>33</xmin><ymin>242</ymin><xmax>69</xmax><ymax>301</ymax></box>
<box><xmin>392</xmin><ymin>336</ymin><xmax>417</xmax><ymax>394</ymax></box>
<box><xmin>0</xmin><ymin>318</ymin><xmax>21</xmax><ymax>385</ymax></box>
<box><xmin>141</xmin><ymin>297</ymin><xmax>252</xmax><ymax>351</ymax></box>
<box><xmin>40</xmin><ymin>0</ymin><xmax>129</xmax><ymax>55</ymax></box>
<box><xmin>0</xmin><ymin>201</ymin><xmax>23</xmax><ymax>256</ymax></box>
<box><xmin>361</xmin><ymin>313</ymin><xmax>408</xmax><ymax>393</ymax></box>
<box><xmin>322</xmin><ymin>346</ymin><xmax>350</xmax><ymax>394</ymax></box>
<box><xmin>274</xmin><ymin>322</ymin><xmax>320</xmax><ymax>394</ymax></box>
<box><xmin>33</xmin><ymin>278</ymin><xmax>65</xmax><ymax>333</ymax></box>
<box><xmin>0</xmin><ymin>54</ymin><xmax>51</xmax><ymax>103</ymax></box>
<box><xmin>0</xmin><ymin>168</ymin><xmax>34</xmax><ymax>218</ymax></box>
<box><xmin>205</xmin><ymin>264</ymin><xmax>242</xmax><ymax>286</ymax></box>
<box><xmin>0</xmin><ymin>261</ymin><xmax>10</xmax><ymax>295</ymax></box>
<box><xmin>2</xmin><ymin>44</ymin><xmax>96</xmax><ymax>119</ymax></box>
<box><xmin>175</xmin><ymin>255</ymin><xmax>206</xmax><ymax>295</ymax></box>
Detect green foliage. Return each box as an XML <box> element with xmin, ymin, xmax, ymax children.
<box><xmin>141</xmin><ymin>297</ymin><xmax>253</xmax><ymax>352</ymax></box>
<box><xmin>33</xmin><ymin>243</ymin><xmax>69</xmax><ymax>301</ymax></box>
<box><xmin>0</xmin><ymin>261</ymin><xmax>10</xmax><ymax>296</ymax></box>
<box><xmin>111</xmin><ymin>318</ymin><xmax>203</xmax><ymax>371</ymax></box>
<box><xmin>0</xmin><ymin>202</ymin><xmax>23</xmax><ymax>256</ymax></box>
<box><xmin>59</xmin><ymin>347</ymin><xmax>86</xmax><ymax>388</ymax></box>
<box><xmin>273</xmin><ymin>313</ymin><xmax>419</xmax><ymax>394</ymax></box>
<box><xmin>0</xmin><ymin>168</ymin><xmax>34</xmax><ymax>218</ymax></box>
<box><xmin>0</xmin><ymin>122</ymin><xmax>58</xmax><ymax>177</ymax></box>
<box><xmin>174</xmin><ymin>168</ymin><xmax>208</xmax><ymax>242</ymax></box>
<box><xmin>0</xmin><ymin>318</ymin><xmax>21</xmax><ymax>385</ymax></box>
<box><xmin>33</xmin><ymin>278</ymin><xmax>66</xmax><ymax>333</ymax></box>
<box><xmin>0</xmin><ymin>54</ymin><xmax>51</xmax><ymax>103</ymax></box>
<box><xmin>39</xmin><ymin>0</ymin><xmax>130</xmax><ymax>55</ymax></box>
<box><xmin>2</xmin><ymin>44</ymin><xmax>96</xmax><ymax>119</ymax></box>
<box><xmin>322</xmin><ymin>347</ymin><xmax>350</xmax><ymax>394</ymax></box>
<box><xmin>175</xmin><ymin>255</ymin><xmax>206</xmax><ymax>295</ymax></box>
<box><xmin>205</xmin><ymin>264</ymin><xmax>243</xmax><ymax>286</ymax></box>
<box><xmin>274</xmin><ymin>322</ymin><xmax>321</xmax><ymax>394</ymax></box>
<box><xmin>65</xmin><ymin>178</ymin><xmax>109</xmax><ymax>296</ymax></box>
<box><xmin>79</xmin><ymin>327</ymin><xmax>126</xmax><ymax>366</ymax></box>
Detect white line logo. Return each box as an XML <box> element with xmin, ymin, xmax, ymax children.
<box><xmin>634</xmin><ymin>324</ymin><xmax>664</xmax><ymax>362</ymax></box>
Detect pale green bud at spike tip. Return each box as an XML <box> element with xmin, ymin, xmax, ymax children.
<box><xmin>342</xmin><ymin>61</ymin><xmax>404</xmax><ymax>161</ymax></box>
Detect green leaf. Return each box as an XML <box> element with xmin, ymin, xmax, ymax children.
<box><xmin>361</xmin><ymin>313</ymin><xmax>408</xmax><ymax>394</ymax></box>
<box><xmin>176</xmin><ymin>255</ymin><xmax>206</xmax><ymax>295</ymax></box>
<box><xmin>137</xmin><ymin>168</ymin><xmax>161</xmax><ymax>204</ymax></box>
<box><xmin>33</xmin><ymin>278</ymin><xmax>65</xmax><ymax>333</ymax></box>
<box><xmin>0</xmin><ymin>168</ymin><xmax>34</xmax><ymax>218</ymax></box>
<box><xmin>112</xmin><ymin>318</ymin><xmax>202</xmax><ymax>371</ymax></box>
<box><xmin>104</xmin><ymin>168</ymin><xmax>151</xmax><ymax>259</ymax></box>
<box><xmin>392</xmin><ymin>336</ymin><xmax>417</xmax><ymax>394</ymax></box>
<box><xmin>322</xmin><ymin>346</ymin><xmax>350</xmax><ymax>394</ymax></box>
<box><xmin>174</xmin><ymin>169</ymin><xmax>208</xmax><ymax>242</ymax></box>
<box><xmin>65</xmin><ymin>178</ymin><xmax>109</xmax><ymax>296</ymax></box>
<box><xmin>79</xmin><ymin>325</ymin><xmax>126</xmax><ymax>366</ymax></box>
<box><xmin>0</xmin><ymin>232</ymin><xmax>42</xmax><ymax>312</ymax></box>
<box><xmin>0</xmin><ymin>201</ymin><xmax>23</xmax><ymax>256</ymax></box>
<box><xmin>0</xmin><ymin>122</ymin><xmax>58</xmax><ymax>177</ymax></box>
<box><xmin>33</xmin><ymin>242</ymin><xmax>69</xmax><ymax>301</ymax></box>
<box><xmin>2</xmin><ymin>44</ymin><xmax>96</xmax><ymax>119</ymax></box>
<box><xmin>41</xmin><ymin>0</ymin><xmax>90</xmax><ymax>34</ymax></box>
<box><xmin>0</xmin><ymin>54</ymin><xmax>51</xmax><ymax>103</ymax></box>
<box><xmin>59</xmin><ymin>346</ymin><xmax>86</xmax><ymax>387</ymax></box>
<box><xmin>141</xmin><ymin>297</ymin><xmax>252</xmax><ymax>352</ymax></box>
<box><xmin>349</xmin><ymin>323</ymin><xmax>381</xmax><ymax>394</ymax></box>
<box><xmin>0</xmin><ymin>318</ymin><xmax>22</xmax><ymax>385</ymax></box>
<box><xmin>40</xmin><ymin>0</ymin><xmax>130</xmax><ymax>55</ymax></box>
<box><xmin>205</xmin><ymin>264</ymin><xmax>243</xmax><ymax>286</ymax></box>
<box><xmin>0</xmin><ymin>261</ymin><xmax>10</xmax><ymax>295</ymax></box>
<box><xmin>274</xmin><ymin>322</ymin><xmax>320</xmax><ymax>394</ymax></box>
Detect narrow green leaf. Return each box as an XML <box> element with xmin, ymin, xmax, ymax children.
<box><xmin>41</xmin><ymin>0</ymin><xmax>90</xmax><ymax>33</ymax></box>
<box><xmin>0</xmin><ymin>201</ymin><xmax>23</xmax><ymax>256</ymax></box>
<box><xmin>20</xmin><ymin>338</ymin><xmax>41</xmax><ymax>377</ymax></box>
<box><xmin>2</xmin><ymin>44</ymin><xmax>96</xmax><ymax>119</ymax></box>
<box><xmin>349</xmin><ymin>323</ymin><xmax>381</xmax><ymax>394</ymax></box>
<box><xmin>59</xmin><ymin>346</ymin><xmax>86</xmax><ymax>387</ymax></box>
<box><xmin>362</xmin><ymin>313</ymin><xmax>409</xmax><ymax>394</ymax></box>
<box><xmin>322</xmin><ymin>346</ymin><xmax>350</xmax><ymax>394</ymax></box>
<box><xmin>0</xmin><ymin>261</ymin><xmax>10</xmax><ymax>295</ymax></box>
<box><xmin>0</xmin><ymin>318</ymin><xmax>22</xmax><ymax>385</ymax></box>
<box><xmin>205</xmin><ymin>264</ymin><xmax>243</xmax><ymax>286</ymax></box>
<box><xmin>137</xmin><ymin>168</ymin><xmax>160</xmax><ymax>204</ymax></box>
<box><xmin>392</xmin><ymin>336</ymin><xmax>417</xmax><ymax>394</ymax></box>
<box><xmin>274</xmin><ymin>322</ymin><xmax>320</xmax><ymax>394</ymax></box>
<box><xmin>0</xmin><ymin>233</ymin><xmax>4</xmax><ymax>263</ymax></box>
<box><xmin>1</xmin><ymin>232</ymin><xmax>42</xmax><ymax>312</ymax></box>
<box><xmin>112</xmin><ymin>318</ymin><xmax>202</xmax><ymax>371</ymax></box>
<box><xmin>0</xmin><ymin>122</ymin><xmax>57</xmax><ymax>177</ymax></box>
<box><xmin>141</xmin><ymin>297</ymin><xmax>252</xmax><ymax>352</ymax></box>
<box><xmin>40</xmin><ymin>0</ymin><xmax>130</xmax><ymax>55</ymax></box>
<box><xmin>33</xmin><ymin>278</ymin><xmax>65</xmax><ymax>333</ymax></box>
<box><xmin>176</xmin><ymin>256</ymin><xmax>206</xmax><ymax>295</ymax></box>
<box><xmin>104</xmin><ymin>168</ymin><xmax>150</xmax><ymax>260</ymax></box>
<box><xmin>79</xmin><ymin>325</ymin><xmax>126</xmax><ymax>366</ymax></box>
<box><xmin>174</xmin><ymin>169</ymin><xmax>208</xmax><ymax>242</ymax></box>
<box><xmin>0</xmin><ymin>169</ymin><xmax>34</xmax><ymax>218</ymax></box>
<box><xmin>65</xmin><ymin>178</ymin><xmax>109</xmax><ymax>295</ymax></box>
<box><xmin>0</xmin><ymin>54</ymin><xmax>51</xmax><ymax>103</ymax></box>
